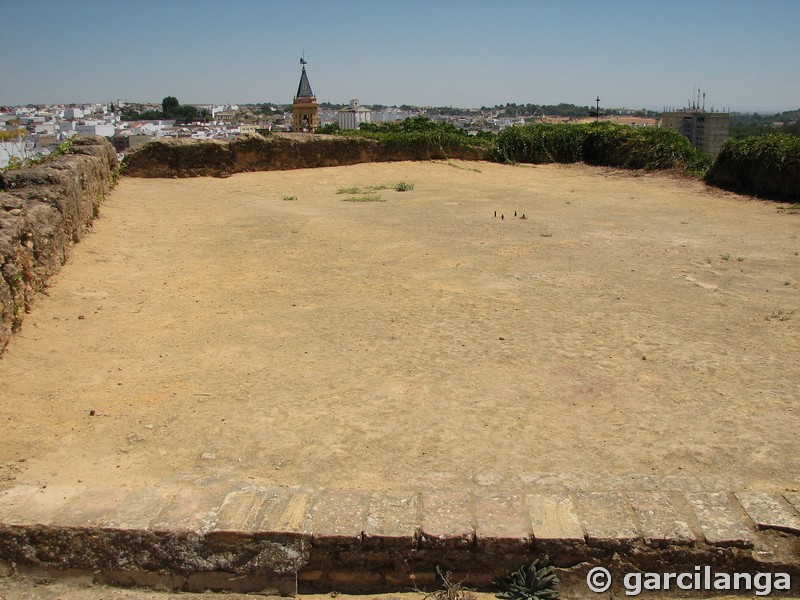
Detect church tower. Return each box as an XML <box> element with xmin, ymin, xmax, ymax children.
<box><xmin>292</xmin><ymin>57</ymin><xmax>319</xmax><ymax>132</ymax></box>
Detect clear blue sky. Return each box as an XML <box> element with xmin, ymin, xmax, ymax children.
<box><xmin>2</xmin><ymin>0</ymin><xmax>798</xmax><ymax>113</ymax></box>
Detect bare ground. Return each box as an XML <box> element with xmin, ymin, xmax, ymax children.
<box><xmin>0</xmin><ymin>160</ymin><xmax>798</xmax><ymax>497</ymax></box>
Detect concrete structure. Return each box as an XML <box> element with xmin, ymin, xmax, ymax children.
<box><xmin>337</xmin><ymin>99</ymin><xmax>373</xmax><ymax>130</ymax></box>
<box><xmin>661</xmin><ymin>110</ymin><xmax>730</xmax><ymax>157</ymax></box>
<box><xmin>292</xmin><ymin>59</ymin><xmax>318</xmax><ymax>132</ymax></box>
<box><xmin>76</xmin><ymin>122</ymin><xmax>115</xmax><ymax>137</ymax></box>
<box><xmin>63</xmin><ymin>107</ymin><xmax>84</xmax><ymax>120</ymax></box>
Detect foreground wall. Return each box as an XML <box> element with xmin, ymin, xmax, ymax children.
<box><xmin>122</xmin><ymin>133</ymin><xmax>488</xmax><ymax>178</ymax></box>
<box><xmin>0</xmin><ymin>137</ymin><xmax>117</xmax><ymax>354</ymax></box>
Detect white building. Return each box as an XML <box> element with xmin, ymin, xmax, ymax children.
<box><xmin>76</xmin><ymin>122</ymin><xmax>115</xmax><ymax>137</ymax></box>
<box><xmin>0</xmin><ymin>138</ymin><xmax>35</xmax><ymax>169</ymax></box>
<box><xmin>63</xmin><ymin>107</ymin><xmax>84</xmax><ymax>120</ymax></box>
<box><xmin>337</xmin><ymin>99</ymin><xmax>373</xmax><ymax>130</ymax></box>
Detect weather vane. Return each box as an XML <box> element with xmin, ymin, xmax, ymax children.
<box><xmin>300</xmin><ymin>51</ymin><xmax>307</xmax><ymax>66</ymax></box>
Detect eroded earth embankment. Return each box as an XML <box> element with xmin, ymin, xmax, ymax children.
<box><xmin>121</xmin><ymin>132</ymin><xmax>488</xmax><ymax>178</ymax></box>
<box><xmin>0</xmin><ymin>137</ymin><xmax>117</xmax><ymax>353</ymax></box>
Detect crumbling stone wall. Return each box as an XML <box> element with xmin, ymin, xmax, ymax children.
<box><xmin>0</xmin><ymin>137</ymin><xmax>117</xmax><ymax>354</ymax></box>
<box><xmin>122</xmin><ymin>133</ymin><xmax>488</xmax><ymax>178</ymax></box>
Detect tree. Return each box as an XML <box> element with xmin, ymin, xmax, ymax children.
<box><xmin>162</xmin><ymin>96</ymin><xmax>180</xmax><ymax>118</ymax></box>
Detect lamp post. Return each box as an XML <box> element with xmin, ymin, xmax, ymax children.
<box><xmin>595</xmin><ymin>97</ymin><xmax>600</xmax><ymax>122</ymax></box>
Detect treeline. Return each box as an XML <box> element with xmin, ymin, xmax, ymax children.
<box><xmin>121</xmin><ymin>97</ymin><xmax>210</xmax><ymax>123</ymax></box>
<box><xmin>491</xmin><ymin>103</ymin><xmax>591</xmax><ymax>118</ymax></box>
<box><xmin>321</xmin><ymin>116</ymin><xmax>494</xmax><ymax>155</ymax></box>
<box><xmin>730</xmin><ymin>109</ymin><xmax>800</xmax><ymax>139</ymax></box>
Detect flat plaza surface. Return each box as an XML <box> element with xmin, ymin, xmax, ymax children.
<box><xmin>0</xmin><ymin>160</ymin><xmax>798</xmax><ymax>497</ymax></box>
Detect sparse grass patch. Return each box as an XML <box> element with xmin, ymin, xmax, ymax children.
<box><xmin>337</xmin><ymin>182</ymin><xmax>413</xmax><ymax>201</ymax></box>
<box><xmin>765</xmin><ymin>308</ymin><xmax>794</xmax><ymax>321</ymax></box>
<box><xmin>342</xmin><ymin>193</ymin><xmax>384</xmax><ymax>202</ymax></box>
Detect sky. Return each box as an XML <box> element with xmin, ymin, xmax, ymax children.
<box><xmin>1</xmin><ymin>0</ymin><xmax>798</xmax><ymax>113</ymax></box>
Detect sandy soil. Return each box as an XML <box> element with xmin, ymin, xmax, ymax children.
<box><xmin>0</xmin><ymin>160</ymin><xmax>798</xmax><ymax>497</ymax></box>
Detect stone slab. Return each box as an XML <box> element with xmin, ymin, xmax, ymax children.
<box><xmin>686</xmin><ymin>492</ymin><xmax>754</xmax><ymax>548</ymax></box>
<box><xmin>475</xmin><ymin>493</ymin><xmax>530</xmax><ymax>543</ymax></box>
<box><xmin>784</xmin><ymin>492</ymin><xmax>800</xmax><ymax>515</ymax></box>
<box><xmin>99</xmin><ymin>487</ymin><xmax>176</xmax><ymax>529</ymax></box>
<box><xmin>735</xmin><ymin>492</ymin><xmax>800</xmax><ymax>535</ymax></box>
<box><xmin>628</xmin><ymin>491</ymin><xmax>695</xmax><ymax>547</ymax></box>
<box><xmin>56</xmin><ymin>485</ymin><xmax>131</xmax><ymax>527</ymax></box>
<box><xmin>364</xmin><ymin>491</ymin><xmax>419</xmax><ymax>546</ymax></box>
<box><xmin>260</xmin><ymin>489</ymin><xmax>314</xmax><ymax>534</ymax></box>
<box><xmin>420</xmin><ymin>491</ymin><xmax>474</xmax><ymax>546</ymax></box>
<box><xmin>577</xmin><ymin>492</ymin><xmax>639</xmax><ymax>544</ymax></box>
<box><xmin>309</xmin><ymin>490</ymin><xmax>368</xmax><ymax>541</ymax></box>
<box><xmin>151</xmin><ymin>487</ymin><xmax>228</xmax><ymax>533</ymax></box>
<box><xmin>526</xmin><ymin>494</ymin><xmax>584</xmax><ymax>541</ymax></box>
<box><xmin>211</xmin><ymin>489</ymin><xmax>270</xmax><ymax>533</ymax></box>
<box><xmin>0</xmin><ymin>484</ymin><xmax>85</xmax><ymax>526</ymax></box>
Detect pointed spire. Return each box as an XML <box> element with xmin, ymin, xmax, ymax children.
<box><xmin>296</xmin><ymin>58</ymin><xmax>314</xmax><ymax>99</ymax></box>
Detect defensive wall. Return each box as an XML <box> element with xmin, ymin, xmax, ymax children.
<box><xmin>0</xmin><ymin>137</ymin><xmax>117</xmax><ymax>354</ymax></box>
<box><xmin>121</xmin><ymin>133</ymin><xmax>488</xmax><ymax>179</ymax></box>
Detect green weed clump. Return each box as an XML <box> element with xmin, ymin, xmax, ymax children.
<box><xmin>342</xmin><ymin>193</ymin><xmax>384</xmax><ymax>202</ymax></box>
<box><xmin>706</xmin><ymin>134</ymin><xmax>800</xmax><ymax>202</ymax></box>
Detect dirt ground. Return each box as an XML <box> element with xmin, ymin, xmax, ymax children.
<box><xmin>0</xmin><ymin>160</ymin><xmax>798</xmax><ymax>497</ymax></box>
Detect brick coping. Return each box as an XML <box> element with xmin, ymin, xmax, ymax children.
<box><xmin>1</xmin><ymin>483</ymin><xmax>800</xmax><ymax>594</ymax></box>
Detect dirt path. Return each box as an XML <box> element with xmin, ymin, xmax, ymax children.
<box><xmin>0</xmin><ymin>160</ymin><xmax>798</xmax><ymax>496</ymax></box>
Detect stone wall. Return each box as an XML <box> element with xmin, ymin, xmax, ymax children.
<box><xmin>122</xmin><ymin>133</ymin><xmax>488</xmax><ymax>178</ymax></box>
<box><xmin>0</xmin><ymin>137</ymin><xmax>117</xmax><ymax>354</ymax></box>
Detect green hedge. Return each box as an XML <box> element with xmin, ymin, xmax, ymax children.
<box><xmin>493</xmin><ymin>123</ymin><xmax>712</xmax><ymax>175</ymax></box>
<box><xmin>706</xmin><ymin>134</ymin><xmax>800</xmax><ymax>202</ymax></box>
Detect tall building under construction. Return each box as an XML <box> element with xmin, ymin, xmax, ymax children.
<box><xmin>660</xmin><ymin>109</ymin><xmax>730</xmax><ymax>157</ymax></box>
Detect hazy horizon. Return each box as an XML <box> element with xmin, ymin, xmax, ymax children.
<box><xmin>2</xmin><ymin>0</ymin><xmax>798</xmax><ymax>114</ymax></box>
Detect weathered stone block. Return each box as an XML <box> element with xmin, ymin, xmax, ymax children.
<box><xmin>686</xmin><ymin>492</ymin><xmax>754</xmax><ymax>548</ymax></box>
<box><xmin>628</xmin><ymin>491</ymin><xmax>695</xmax><ymax>547</ymax></box>
<box><xmin>526</xmin><ymin>493</ymin><xmax>584</xmax><ymax>542</ymax></box>
<box><xmin>735</xmin><ymin>492</ymin><xmax>800</xmax><ymax>535</ymax></box>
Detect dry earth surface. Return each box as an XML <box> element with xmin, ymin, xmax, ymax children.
<box><xmin>0</xmin><ymin>160</ymin><xmax>798</xmax><ymax>500</ymax></box>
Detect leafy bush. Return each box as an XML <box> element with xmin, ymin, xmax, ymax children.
<box><xmin>706</xmin><ymin>134</ymin><xmax>800</xmax><ymax>201</ymax></box>
<box><xmin>317</xmin><ymin>122</ymin><xmax>341</xmax><ymax>135</ymax></box>
<box><xmin>334</xmin><ymin>117</ymin><xmax>494</xmax><ymax>159</ymax></box>
<box><xmin>493</xmin><ymin>122</ymin><xmax>711</xmax><ymax>176</ymax></box>
<box><xmin>493</xmin><ymin>124</ymin><xmax>588</xmax><ymax>164</ymax></box>
<box><xmin>583</xmin><ymin>123</ymin><xmax>711</xmax><ymax>174</ymax></box>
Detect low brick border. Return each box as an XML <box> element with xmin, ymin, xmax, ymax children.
<box><xmin>1</xmin><ymin>483</ymin><xmax>799</xmax><ymax>594</ymax></box>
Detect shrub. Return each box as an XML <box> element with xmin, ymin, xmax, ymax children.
<box><xmin>583</xmin><ymin>123</ymin><xmax>711</xmax><ymax>174</ymax></box>
<box><xmin>494</xmin><ymin>123</ymin><xmax>588</xmax><ymax>164</ymax></box>
<box><xmin>706</xmin><ymin>134</ymin><xmax>800</xmax><ymax>201</ymax></box>
<box><xmin>493</xmin><ymin>122</ymin><xmax>711</xmax><ymax>176</ymax></box>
